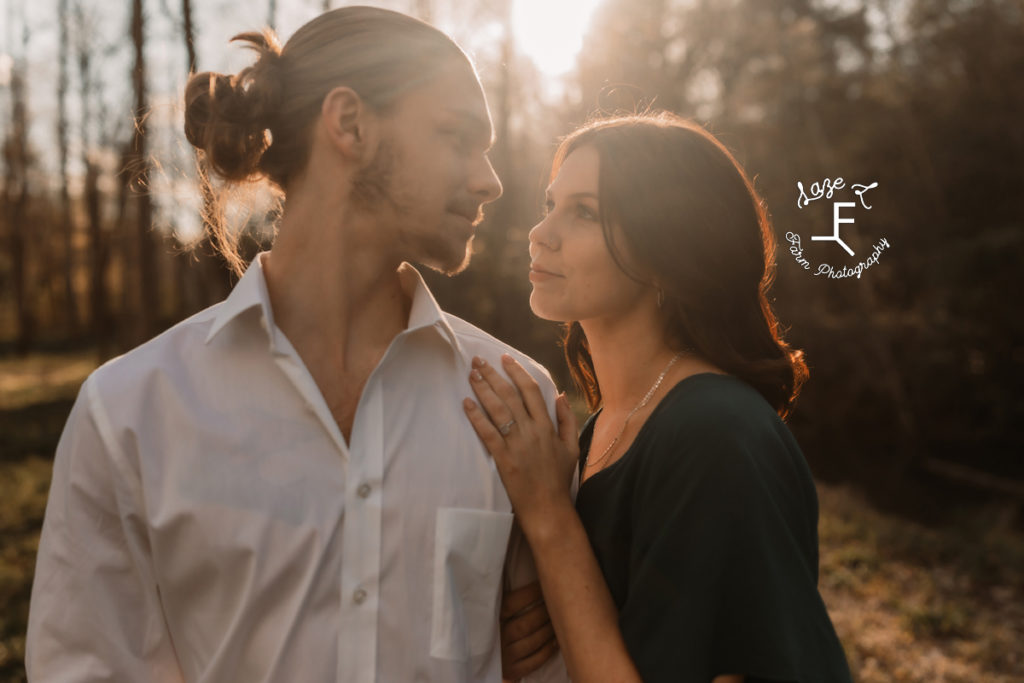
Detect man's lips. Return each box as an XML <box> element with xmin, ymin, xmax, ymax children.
<box><xmin>449</xmin><ymin>206</ymin><xmax>481</xmax><ymax>224</ymax></box>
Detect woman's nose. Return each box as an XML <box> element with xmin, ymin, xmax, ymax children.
<box><xmin>528</xmin><ymin>215</ymin><xmax>559</xmax><ymax>250</ymax></box>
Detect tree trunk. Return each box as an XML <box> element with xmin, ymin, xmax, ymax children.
<box><xmin>182</xmin><ymin>0</ymin><xmax>197</xmax><ymax>73</ymax></box>
<box><xmin>4</xmin><ymin>20</ymin><xmax>35</xmax><ymax>354</ymax></box>
<box><xmin>75</xmin><ymin>1</ymin><xmax>112</xmax><ymax>357</ymax></box>
<box><xmin>129</xmin><ymin>0</ymin><xmax>159</xmax><ymax>345</ymax></box>
<box><xmin>57</xmin><ymin>0</ymin><xmax>80</xmax><ymax>337</ymax></box>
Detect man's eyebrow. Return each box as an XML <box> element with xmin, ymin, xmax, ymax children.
<box><xmin>443</xmin><ymin>108</ymin><xmax>496</xmax><ymax>149</ymax></box>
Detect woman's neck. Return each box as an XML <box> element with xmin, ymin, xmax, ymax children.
<box><xmin>580</xmin><ymin>308</ymin><xmax>680</xmax><ymax>415</ymax></box>
<box><xmin>581</xmin><ymin>309</ymin><xmax>723</xmax><ymax>416</ymax></box>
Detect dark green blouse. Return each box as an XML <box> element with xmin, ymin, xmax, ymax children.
<box><xmin>575</xmin><ymin>372</ymin><xmax>852</xmax><ymax>683</ymax></box>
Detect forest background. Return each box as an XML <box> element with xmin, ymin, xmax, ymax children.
<box><xmin>1</xmin><ymin>0</ymin><xmax>1022</xmax><ymax>680</ymax></box>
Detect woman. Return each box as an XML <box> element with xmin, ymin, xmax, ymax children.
<box><xmin>464</xmin><ymin>113</ymin><xmax>853</xmax><ymax>682</ymax></box>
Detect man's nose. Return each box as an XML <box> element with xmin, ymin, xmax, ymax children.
<box><xmin>470</xmin><ymin>156</ymin><xmax>503</xmax><ymax>204</ymax></box>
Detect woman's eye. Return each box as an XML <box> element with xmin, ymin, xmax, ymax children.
<box><xmin>576</xmin><ymin>204</ymin><xmax>598</xmax><ymax>221</ymax></box>
<box><xmin>542</xmin><ymin>201</ymin><xmax>554</xmax><ymax>216</ymax></box>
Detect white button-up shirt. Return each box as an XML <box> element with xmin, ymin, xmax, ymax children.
<box><xmin>27</xmin><ymin>252</ymin><xmax>574</xmax><ymax>683</ymax></box>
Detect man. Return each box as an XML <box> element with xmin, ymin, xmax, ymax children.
<box><xmin>26</xmin><ymin>7</ymin><xmax>568</xmax><ymax>682</ymax></box>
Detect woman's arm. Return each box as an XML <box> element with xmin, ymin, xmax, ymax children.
<box><xmin>464</xmin><ymin>355</ymin><xmax>643</xmax><ymax>683</ymax></box>
<box><xmin>467</xmin><ymin>356</ymin><xmax>749</xmax><ymax>683</ymax></box>
<box><xmin>519</xmin><ymin>496</ymin><xmax>645</xmax><ymax>682</ymax></box>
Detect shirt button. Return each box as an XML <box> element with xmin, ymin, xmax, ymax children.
<box><xmin>357</xmin><ymin>483</ymin><xmax>372</xmax><ymax>498</ymax></box>
<box><xmin>353</xmin><ymin>588</ymin><xmax>367</xmax><ymax>605</ymax></box>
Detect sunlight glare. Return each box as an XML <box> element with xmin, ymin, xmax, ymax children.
<box><xmin>512</xmin><ymin>0</ymin><xmax>605</xmax><ymax>77</ymax></box>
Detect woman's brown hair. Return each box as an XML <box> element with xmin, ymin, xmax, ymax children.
<box><xmin>555</xmin><ymin>112</ymin><xmax>809</xmax><ymax>420</ymax></box>
<box><xmin>182</xmin><ymin>6</ymin><xmax>470</xmax><ymax>274</ymax></box>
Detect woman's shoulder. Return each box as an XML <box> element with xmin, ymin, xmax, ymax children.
<box><xmin>650</xmin><ymin>372</ymin><xmax>785</xmax><ymax>439</ymax></box>
<box><xmin>635</xmin><ymin>372</ymin><xmax>807</xmax><ymax>481</ymax></box>
<box><xmin>634</xmin><ymin>372</ymin><xmax>819</xmax><ymax>542</ymax></box>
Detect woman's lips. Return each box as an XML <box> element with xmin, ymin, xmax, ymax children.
<box><xmin>529</xmin><ymin>264</ymin><xmax>563</xmax><ymax>282</ymax></box>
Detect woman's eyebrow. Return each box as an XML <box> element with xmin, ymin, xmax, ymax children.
<box><xmin>545</xmin><ymin>189</ymin><xmax>599</xmax><ymax>201</ymax></box>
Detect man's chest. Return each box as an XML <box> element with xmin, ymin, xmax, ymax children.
<box><xmin>135</xmin><ymin>380</ymin><xmax>513</xmax><ymax>667</ymax></box>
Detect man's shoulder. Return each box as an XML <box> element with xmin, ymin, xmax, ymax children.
<box><xmin>88</xmin><ymin>302</ymin><xmax>226</xmax><ymax>401</ymax></box>
<box><xmin>443</xmin><ymin>313</ymin><xmax>556</xmax><ymax>391</ymax></box>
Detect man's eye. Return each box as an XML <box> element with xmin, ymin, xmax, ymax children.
<box><xmin>441</xmin><ymin>129</ymin><xmax>469</xmax><ymax>151</ymax></box>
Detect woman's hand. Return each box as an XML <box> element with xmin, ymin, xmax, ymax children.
<box><xmin>500</xmin><ymin>581</ymin><xmax>559</xmax><ymax>680</ymax></box>
<box><xmin>463</xmin><ymin>354</ymin><xmax>579</xmax><ymax>536</ymax></box>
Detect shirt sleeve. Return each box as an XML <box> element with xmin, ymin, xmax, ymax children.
<box><xmin>26</xmin><ymin>375</ymin><xmax>184</xmax><ymax>682</ymax></box>
<box><xmin>617</xmin><ymin>413</ymin><xmax>842</xmax><ymax>683</ymax></box>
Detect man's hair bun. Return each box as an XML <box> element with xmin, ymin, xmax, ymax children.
<box><xmin>184</xmin><ymin>29</ymin><xmax>284</xmax><ymax>182</ymax></box>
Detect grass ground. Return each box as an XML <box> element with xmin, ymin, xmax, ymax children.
<box><xmin>1</xmin><ymin>351</ymin><xmax>1022</xmax><ymax>682</ymax></box>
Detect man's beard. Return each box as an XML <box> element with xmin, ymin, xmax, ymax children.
<box><xmin>422</xmin><ymin>228</ymin><xmax>473</xmax><ymax>277</ymax></box>
<box><xmin>351</xmin><ymin>139</ymin><xmax>405</xmax><ymax>214</ymax></box>
<box><xmin>351</xmin><ymin>141</ymin><xmax>473</xmax><ymax>277</ymax></box>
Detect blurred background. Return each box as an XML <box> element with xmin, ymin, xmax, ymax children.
<box><xmin>1</xmin><ymin>0</ymin><xmax>1022</xmax><ymax>680</ymax></box>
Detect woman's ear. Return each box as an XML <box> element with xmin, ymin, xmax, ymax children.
<box><xmin>320</xmin><ymin>86</ymin><xmax>376</xmax><ymax>160</ymax></box>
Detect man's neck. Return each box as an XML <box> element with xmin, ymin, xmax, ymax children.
<box><xmin>262</xmin><ymin>199</ymin><xmax>411</xmax><ymax>374</ymax></box>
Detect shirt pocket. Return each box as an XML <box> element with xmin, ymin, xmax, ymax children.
<box><xmin>430</xmin><ymin>507</ymin><xmax>515</xmax><ymax>662</ymax></box>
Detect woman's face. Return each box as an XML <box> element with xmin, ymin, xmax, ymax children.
<box><xmin>528</xmin><ymin>145</ymin><xmax>648</xmax><ymax>323</ymax></box>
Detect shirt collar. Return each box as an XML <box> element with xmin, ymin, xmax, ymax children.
<box><xmin>397</xmin><ymin>262</ymin><xmax>463</xmax><ymax>355</ymax></box>
<box><xmin>204</xmin><ymin>252</ymin><xmax>463</xmax><ymax>356</ymax></box>
<box><xmin>203</xmin><ymin>251</ymin><xmax>272</xmax><ymax>345</ymax></box>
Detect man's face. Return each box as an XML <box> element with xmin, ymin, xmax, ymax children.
<box><xmin>356</xmin><ymin>61</ymin><xmax>503</xmax><ymax>275</ymax></box>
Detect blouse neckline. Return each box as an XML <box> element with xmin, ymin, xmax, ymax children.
<box><xmin>578</xmin><ymin>371</ymin><xmax>734</xmax><ymax>490</ymax></box>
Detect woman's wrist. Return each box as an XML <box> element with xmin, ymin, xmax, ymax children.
<box><xmin>517</xmin><ymin>496</ymin><xmax>579</xmax><ymax>548</ymax></box>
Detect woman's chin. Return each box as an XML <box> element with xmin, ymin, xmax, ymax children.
<box><xmin>528</xmin><ymin>295</ymin><xmax>570</xmax><ymax>323</ymax></box>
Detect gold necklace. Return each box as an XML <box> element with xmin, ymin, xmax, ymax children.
<box><xmin>587</xmin><ymin>353</ymin><xmax>682</xmax><ymax>473</ymax></box>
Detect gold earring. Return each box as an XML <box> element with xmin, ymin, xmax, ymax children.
<box><xmin>656</xmin><ymin>288</ymin><xmax>665</xmax><ymax>309</ymax></box>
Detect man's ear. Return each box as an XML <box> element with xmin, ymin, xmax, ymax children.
<box><xmin>320</xmin><ymin>86</ymin><xmax>375</xmax><ymax>160</ymax></box>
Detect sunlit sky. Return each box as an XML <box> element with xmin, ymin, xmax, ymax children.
<box><xmin>511</xmin><ymin>0</ymin><xmax>605</xmax><ymax>77</ymax></box>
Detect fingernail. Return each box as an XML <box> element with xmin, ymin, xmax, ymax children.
<box><xmin>471</xmin><ymin>370</ymin><xmax>483</xmax><ymax>381</ymax></box>
<box><xmin>501</xmin><ymin>353</ymin><xmax>513</xmax><ymax>364</ymax></box>
<box><xmin>472</xmin><ymin>356</ymin><xmax>486</xmax><ymax>368</ymax></box>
